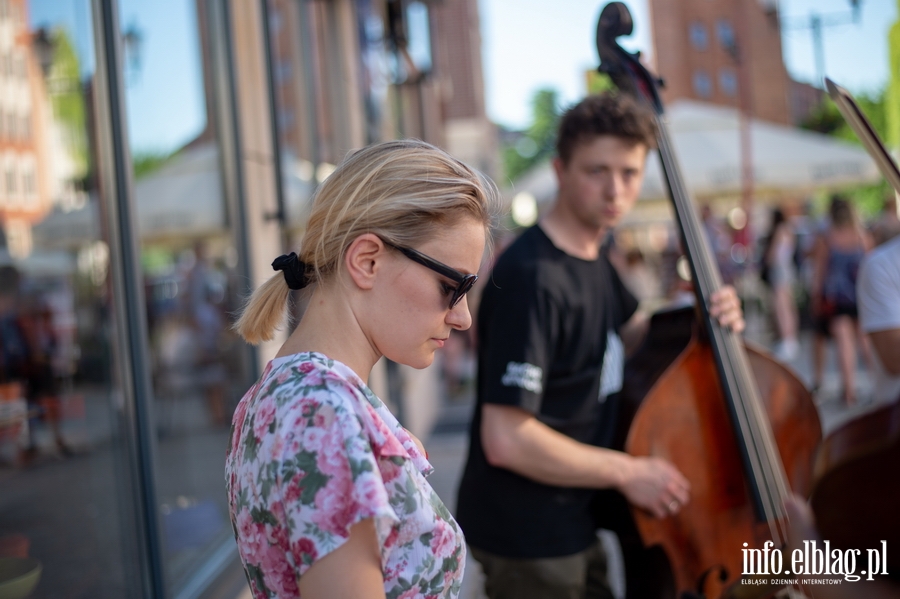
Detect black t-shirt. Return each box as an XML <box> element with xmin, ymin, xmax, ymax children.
<box><xmin>456</xmin><ymin>225</ymin><xmax>639</xmax><ymax>558</ymax></box>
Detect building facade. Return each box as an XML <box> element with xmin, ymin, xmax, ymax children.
<box><xmin>0</xmin><ymin>1</ymin><xmax>492</xmax><ymax>598</ymax></box>
<box><xmin>648</xmin><ymin>0</ymin><xmax>792</xmax><ymax>124</ymax></box>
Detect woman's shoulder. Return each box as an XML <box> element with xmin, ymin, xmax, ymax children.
<box><xmin>263</xmin><ymin>352</ymin><xmax>370</xmax><ymax>415</ymax></box>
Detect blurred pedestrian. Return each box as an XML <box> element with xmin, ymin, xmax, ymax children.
<box><xmin>701</xmin><ymin>204</ymin><xmax>738</xmax><ymax>285</ymax></box>
<box><xmin>812</xmin><ymin>196</ymin><xmax>873</xmax><ymax>405</ymax></box>
<box><xmin>869</xmin><ymin>193</ymin><xmax>900</xmax><ymax>248</ymax></box>
<box><xmin>611</xmin><ymin>245</ymin><xmax>661</xmax><ymax>303</ymax></box>
<box><xmin>455</xmin><ymin>93</ymin><xmax>744</xmax><ymax>599</ymax></box>
<box><xmin>856</xmin><ymin>232</ymin><xmax>900</xmax><ymax>404</ymax></box>
<box><xmin>184</xmin><ymin>241</ymin><xmax>228</xmax><ymax>427</ymax></box>
<box><xmin>225</xmin><ymin>139</ymin><xmax>499</xmax><ymax>599</ymax></box>
<box><xmin>761</xmin><ymin>207</ymin><xmax>800</xmax><ymax>361</ymax></box>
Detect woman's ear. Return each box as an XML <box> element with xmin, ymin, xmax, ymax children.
<box><xmin>344</xmin><ymin>233</ymin><xmax>387</xmax><ymax>291</ymax></box>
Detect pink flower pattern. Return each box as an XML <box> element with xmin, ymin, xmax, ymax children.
<box><xmin>225</xmin><ymin>352</ymin><xmax>465</xmax><ymax>598</ymax></box>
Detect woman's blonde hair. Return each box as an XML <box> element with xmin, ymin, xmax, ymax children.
<box><xmin>234</xmin><ymin>139</ymin><xmax>500</xmax><ymax>344</ymax></box>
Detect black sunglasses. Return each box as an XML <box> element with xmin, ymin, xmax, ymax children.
<box><xmin>383</xmin><ymin>241</ymin><xmax>478</xmax><ymax>309</ymax></box>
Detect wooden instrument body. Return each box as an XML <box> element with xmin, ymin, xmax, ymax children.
<box><xmin>626</xmin><ymin>337</ymin><xmax>821</xmax><ymax>597</ymax></box>
<box><xmin>608</xmin><ymin>306</ymin><xmax>821</xmax><ymax>598</ymax></box>
<box><xmin>810</xmin><ymin>401</ymin><xmax>900</xmax><ymax>580</ymax></box>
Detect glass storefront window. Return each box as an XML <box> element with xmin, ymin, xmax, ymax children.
<box><xmin>116</xmin><ymin>0</ymin><xmax>254</xmax><ymax>594</ymax></box>
<box><xmin>0</xmin><ymin>0</ymin><xmax>142</xmax><ymax>596</ymax></box>
<box><xmin>265</xmin><ymin>0</ymin><xmax>392</xmax><ymax>238</ymax></box>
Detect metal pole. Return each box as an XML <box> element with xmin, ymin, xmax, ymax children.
<box><xmin>259</xmin><ymin>0</ymin><xmax>290</xmax><ymax>252</ymax></box>
<box><xmin>93</xmin><ymin>0</ymin><xmax>166</xmax><ymax>595</ymax></box>
<box><xmin>811</xmin><ymin>13</ymin><xmax>826</xmax><ymax>85</ymax></box>
<box><xmin>737</xmin><ymin>0</ymin><xmax>755</xmax><ymax>248</ymax></box>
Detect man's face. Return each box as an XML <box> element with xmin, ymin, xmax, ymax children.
<box><xmin>553</xmin><ymin>135</ymin><xmax>648</xmax><ymax>231</ymax></box>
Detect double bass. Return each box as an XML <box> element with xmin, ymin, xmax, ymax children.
<box><xmin>592</xmin><ymin>4</ymin><xmax>822</xmax><ymax>598</ymax></box>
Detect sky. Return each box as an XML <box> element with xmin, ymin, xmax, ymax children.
<box><xmin>481</xmin><ymin>0</ymin><xmax>897</xmax><ymax>129</ymax></box>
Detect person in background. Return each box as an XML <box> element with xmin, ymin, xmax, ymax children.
<box><xmin>856</xmin><ymin>230</ymin><xmax>900</xmax><ymax>404</ymax></box>
<box><xmin>0</xmin><ymin>266</ymin><xmax>70</xmax><ymax>462</ymax></box>
<box><xmin>455</xmin><ymin>93</ymin><xmax>745</xmax><ymax>599</ymax></box>
<box><xmin>701</xmin><ymin>204</ymin><xmax>738</xmax><ymax>285</ymax></box>
<box><xmin>761</xmin><ymin>207</ymin><xmax>800</xmax><ymax>361</ymax></box>
<box><xmin>184</xmin><ymin>241</ymin><xmax>228</xmax><ymax>427</ymax></box>
<box><xmin>782</xmin><ymin>205</ymin><xmax>900</xmax><ymax>599</ymax></box>
<box><xmin>869</xmin><ymin>193</ymin><xmax>900</xmax><ymax>248</ymax></box>
<box><xmin>225</xmin><ymin>139</ymin><xmax>499</xmax><ymax>599</ymax></box>
<box><xmin>812</xmin><ymin>196</ymin><xmax>873</xmax><ymax>406</ymax></box>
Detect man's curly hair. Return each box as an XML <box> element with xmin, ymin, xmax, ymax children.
<box><xmin>555</xmin><ymin>92</ymin><xmax>658</xmax><ymax>164</ymax></box>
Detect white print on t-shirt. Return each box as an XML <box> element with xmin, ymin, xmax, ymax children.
<box><xmin>501</xmin><ymin>361</ymin><xmax>543</xmax><ymax>394</ymax></box>
<box><xmin>598</xmin><ymin>331</ymin><xmax>624</xmax><ymax>402</ymax></box>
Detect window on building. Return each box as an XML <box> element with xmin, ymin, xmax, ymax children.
<box><xmin>717</xmin><ymin>19</ymin><xmax>736</xmax><ymax>52</ymax></box>
<box><xmin>277</xmin><ymin>108</ymin><xmax>295</xmax><ymax>132</ymax></box>
<box><xmin>689</xmin><ymin>21</ymin><xmax>709</xmax><ymax>51</ymax></box>
<box><xmin>0</xmin><ymin>0</ymin><xmax>8</xmax><ymax>20</ymax></box>
<box><xmin>719</xmin><ymin>68</ymin><xmax>738</xmax><ymax>96</ymax></box>
<box><xmin>21</xmin><ymin>114</ymin><xmax>30</xmax><ymax>140</ymax></box>
<box><xmin>22</xmin><ymin>166</ymin><xmax>36</xmax><ymax>203</ymax></box>
<box><xmin>6</xmin><ymin>165</ymin><xmax>17</xmax><ymax>196</ymax></box>
<box><xmin>693</xmin><ymin>70</ymin><xmax>712</xmax><ymax>98</ymax></box>
<box><xmin>15</xmin><ymin>54</ymin><xmax>26</xmax><ymax>79</ymax></box>
<box><xmin>274</xmin><ymin>60</ymin><xmax>292</xmax><ymax>84</ymax></box>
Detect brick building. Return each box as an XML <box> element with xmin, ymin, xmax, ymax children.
<box><xmin>648</xmin><ymin>0</ymin><xmax>792</xmax><ymax>124</ymax></box>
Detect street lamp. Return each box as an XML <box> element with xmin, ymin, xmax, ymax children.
<box><xmin>32</xmin><ymin>27</ymin><xmax>54</xmax><ymax>78</ymax></box>
<box><xmin>782</xmin><ymin>0</ymin><xmax>863</xmax><ymax>86</ymax></box>
<box><xmin>122</xmin><ymin>23</ymin><xmax>143</xmax><ymax>83</ymax></box>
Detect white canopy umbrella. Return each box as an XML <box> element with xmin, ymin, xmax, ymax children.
<box><xmin>33</xmin><ymin>144</ymin><xmax>227</xmax><ymax>248</ymax></box>
<box><xmin>133</xmin><ymin>144</ymin><xmax>226</xmax><ymax>240</ymax></box>
<box><xmin>513</xmin><ymin>100</ymin><xmax>881</xmax><ymax>208</ymax></box>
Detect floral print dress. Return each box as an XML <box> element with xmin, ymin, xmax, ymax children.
<box><xmin>225</xmin><ymin>351</ymin><xmax>465</xmax><ymax>598</ymax></box>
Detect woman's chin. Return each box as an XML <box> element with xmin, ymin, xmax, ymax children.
<box><xmin>386</xmin><ymin>350</ymin><xmax>435</xmax><ymax>370</ymax></box>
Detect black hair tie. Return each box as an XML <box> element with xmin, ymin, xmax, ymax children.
<box><xmin>272</xmin><ymin>252</ymin><xmax>309</xmax><ymax>290</ymax></box>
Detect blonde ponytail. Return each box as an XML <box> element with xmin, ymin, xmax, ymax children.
<box><xmin>233</xmin><ymin>274</ymin><xmax>293</xmax><ymax>345</ymax></box>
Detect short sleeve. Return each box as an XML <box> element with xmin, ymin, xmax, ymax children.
<box><xmin>858</xmin><ymin>251</ymin><xmax>900</xmax><ymax>333</ymax></box>
<box><xmin>478</xmin><ymin>260</ymin><xmax>557</xmax><ymax>414</ymax></box>
<box><xmin>278</xmin><ymin>389</ymin><xmax>400</xmax><ymax>578</ymax></box>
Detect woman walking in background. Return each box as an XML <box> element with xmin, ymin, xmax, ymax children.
<box><xmin>762</xmin><ymin>207</ymin><xmax>800</xmax><ymax>361</ymax></box>
<box><xmin>225</xmin><ymin>139</ymin><xmax>499</xmax><ymax>598</ymax></box>
<box><xmin>812</xmin><ymin>196</ymin><xmax>872</xmax><ymax>406</ymax></box>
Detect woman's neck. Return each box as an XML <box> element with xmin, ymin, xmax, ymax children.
<box><xmin>275</xmin><ymin>285</ymin><xmax>380</xmax><ymax>382</ymax></box>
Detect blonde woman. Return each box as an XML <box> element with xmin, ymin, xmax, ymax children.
<box><xmin>225</xmin><ymin>140</ymin><xmax>499</xmax><ymax>599</ymax></box>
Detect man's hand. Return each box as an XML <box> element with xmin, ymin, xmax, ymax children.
<box><xmin>618</xmin><ymin>456</ymin><xmax>691</xmax><ymax>519</ymax></box>
<box><xmin>709</xmin><ymin>286</ymin><xmax>745</xmax><ymax>334</ymax></box>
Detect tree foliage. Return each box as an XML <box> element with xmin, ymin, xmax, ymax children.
<box><xmin>800</xmin><ymin>88</ymin><xmax>891</xmax><ymax>218</ymax></box>
<box><xmin>48</xmin><ymin>29</ymin><xmax>89</xmax><ymax>179</ymax></box>
<box><xmin>800</xmin><ymin>90</ymin><xmax>887</xmax><ymax>143</ymax></box>
<box><xmin>501</xmin><ymin>88</ymin><xmax>561</xmax><ymax>183</ymax></box>
<box><xmin>133</xmin><ymin>150</ymin><xmax>178</xmax><ymax>179</ymax></box>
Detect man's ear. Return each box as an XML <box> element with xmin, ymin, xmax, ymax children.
<box><xmin>344</xmin><ymin>233</ymin><xmax>387</xmax><ymax>291</ymax></box>
<box><xmin>552</xmin><ymin>156</ymin><xmax>566</xmax><ymax>186</ymax></box>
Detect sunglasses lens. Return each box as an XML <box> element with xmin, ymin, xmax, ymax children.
<box><xmin>450</xmin><ymin>275</ymin><xmax>477</xmax><ymax>308</ymax></box>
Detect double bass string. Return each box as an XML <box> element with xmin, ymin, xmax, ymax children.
<box><xmin>654</xmin><ymin>114</ymin><xmax>792</xmax><ymax>545</ymax></box>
